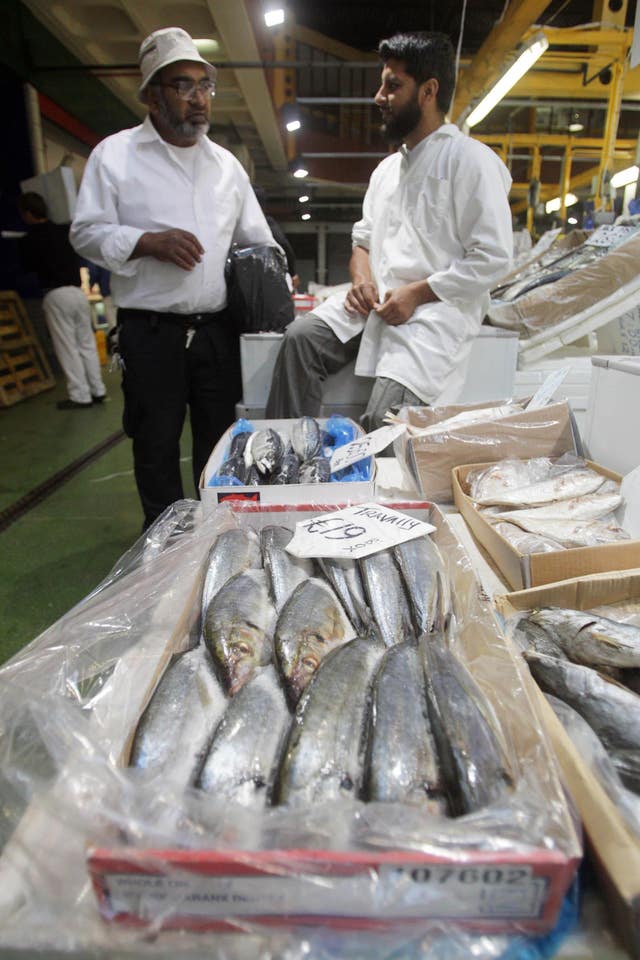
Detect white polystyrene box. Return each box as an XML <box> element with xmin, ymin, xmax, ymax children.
<box><xmin>457</xmin><ymin>327</ymin><xmax>519</xmax><ymax>403</ymax></box>
<box><xmin>583</xmin><ymin>355</ymin><xmax>640</xmax><ymax>474</ymax></box>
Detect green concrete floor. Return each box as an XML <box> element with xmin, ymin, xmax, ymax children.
<box><xmin>0</xmin><ymin>366</ymin><xmax>194</xmax><ymax>665</ymax></box>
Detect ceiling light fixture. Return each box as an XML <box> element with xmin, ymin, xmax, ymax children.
<box><xmin>611</xmin><ymin>165</ymin><xmax>639</xmax><ymax>188</ymax></box>
<box><xmin>291</xmin><ymin>158</ymin><xmax>309</xmax><ymax>179</ymax></box>
<box><xmin>301</xmin><ymin>213</ymin><xmax>311</xmax><ymax>220</ymax></box>
<box><xmin>298</xmin><ymin>195</ymin><xmax>310</xmax><ymax>203</ymax></box>
<box><xmin>568</xmin><ymin>217</ymin><xmax>578</xmax><ymax>224</ymax></box>
<box><xmin>466</xmin><ymin>32</ymin><xmax>549</xmax><ymax>128</ymax></box>
<box><xmin>264</xmin><ymin>7</ymin><xmax>285</xmax><ymax>27</ymax></box>
<box><xmin>545</xmin><ymin>193</ymin><xmax>578</xmax><ymax>214</ymax></box>
<box><xmin>282</xmin><ymin>103</ymin><xmax>302</xmax><ymax>133</ymax></box>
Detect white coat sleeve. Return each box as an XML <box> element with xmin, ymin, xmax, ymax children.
<box><xmin>351</xmin><ymin>169</ymin><xmax>377</xmax><ymax>251</ymax></box>
<box><xmin>427</xmin><ymin>142</ymin><xmax>513</xmax><ymax>307</ymax></box>
<box><xmin>232</xmin><ymin>174</ymin><xmax>279</xmax><ymax>248</ymax></box>
<box><xmin>70</xmin><ymin>146</ymin><xmax>144</xmax><ymax>278</ymax></box>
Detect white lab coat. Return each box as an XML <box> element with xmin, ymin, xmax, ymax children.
<box><xmin>316</xmin><ymin>124</ymin><xmax>513</xmax><ymax>404</ymax></box>
<box><xmin>70</xmin><ymin>116</ymin><xmax>275</xmax><ymax>313</ymax></box>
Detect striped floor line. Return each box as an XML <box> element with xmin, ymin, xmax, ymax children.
<box><xmin>0</xmin><ymin>430</ymin><xmax>126</xmax><ymax>533</ymax></box>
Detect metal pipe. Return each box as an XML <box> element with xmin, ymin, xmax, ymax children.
<box><xmin>23</xmin><ymin>84</ymin><xmax>46</xmax><ymax>175</ymax></box>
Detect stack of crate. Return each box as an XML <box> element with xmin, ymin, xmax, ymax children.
<box><xmin>0</xmin><ymin>291</ymin><xmax>55</xmax><ymax>406</ymax></box>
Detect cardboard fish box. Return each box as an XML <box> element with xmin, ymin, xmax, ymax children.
<box><xmin>393</xmin><ymin>399</ymin><xmax>578</xmax><ymax>503</ymax></box>
<box><xmin>496</xmin><ymin>570</ymin><xmax>640</xmax><ymax>960</ymax></box>
<box><xmin>200</xmin><ymin>418</ymin><xmax>376</xmax><ymax>510</ymax></box>
<box><xmin>87</xmin><ymin>503</ymin><xmax>580</xmax><ymax>936</ymax></box>
<box><xmin>452</xmin><ymin>459</ymin><xmax>640</xmax><ymax>591</ymax></box>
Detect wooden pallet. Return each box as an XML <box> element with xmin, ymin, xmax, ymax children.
<box><xmin>0</xmin><ymin>291</ymin><xmax>55</xmax><ymax>406</ymax></box>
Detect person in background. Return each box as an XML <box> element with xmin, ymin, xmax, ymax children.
<box><xmin>265</xmin><ymin>32</ymin><xmax>513</xmax><ymax>430</ymax></box>
<box><xmin>253</xmin><ymin>186</ymin><xmax>300</xmax><ymax>291</ymax></box>
<box><xmin>17</xmin><ymin>192</ymin><xmax>107</xmax><ymax>410</ymax></box>
<box><xmin>70</xmin><ymin>27</ymin><xmax>276</xmax><ymax>529</ymax></box>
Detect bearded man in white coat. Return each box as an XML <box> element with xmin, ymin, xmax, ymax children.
<box><xmin>266</xmin><ymin>31</ymin><xmax>513</xmax><ymax>429</ymax></box>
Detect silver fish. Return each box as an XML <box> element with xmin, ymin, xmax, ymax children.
<box><xmin>359</xmin><ymin>549</ymin><xmax>414</xmax><ymax>647</ymax></box>
<box><xmin>273</xmin><ymin>633</ymin><xmax>386</xmax><ymax>806</ymax></box>
<box><xmin>512</xmin><ymin>616</ymin><xmax>565</xmax><ymax>659</ymax></box>
<box><xmin>492</xmin><ymin>491</ymin><xmax>622</xmax><ymax>523</ymax></box>
<box><xmin>528</xmin><ymin>607</ymin><xmax>640</xmax><ymax>669</ymax></box>
<box><xmin>365</xmin><ymin>643</ymin><xmax>446</xmax><ymax>812</ymax></box>
<box><xmin>245</xmin><ymin>428</ymin><xmax>285</xmax><ymax>475</ymax></box>
<box><xmin>299</xmin><ymin>456</ymin><xmax>331</xmax><ymax>483</ymax></box>
<box><xmin>474</xmin><ymin>468</ymin><xmax>606</xmax><ymax>507</ymax></box>
<box><xmin>271</xmin><ymin>447</ymin><xmax>300</xmax><ymax>485</ymax></box>
<box><xmin>421</xmin><ymin>632</ymin><xmax>516</xmax><ymax>814</ymax></box>
<box><xmin>492</xmin><ymin>520</ymin><xmax>565</xmax><ymax>555</ymax></box>
<box><xmin>200</xmin><ymin>528</ymin><xmax>262</xmax><ymax>627</ymax></box>
<box><xmin>261</xmin><ymin>525</ymin><xmax>316</xmax><ymax>612</ymax></box>
<box><xmin>291</xmin><ymin>416</ymin><xmax>323</xmax><ymax>460</ymax></box>
<box><xmin>492</xmin><ymin>515</ymin><xmax>629</xmax><ymax>548</ymax></box>
<box><xmin>203</xmin><ymin>569</ymin><xmax>276</xmax><ymax>695</ymax></box>
<box><xmin>469</xmin><ymin>458</ymin><xmax>553</xmax><ymax>502</ymax></box>
<box><xmin>129</xmin><ymin>645</ymin><xmax>227</xmax><ymax>784</ymax></box>
<box><xmin>525</xmin><ymin>650</ymin><xmax>640</xmax><ymax>793</ymax></box>
<box><xmin>195</xmin><ymin>665</ymin><xmax>290</xmax><ymax>807</ymax></box>
<box><xmin>318</xmin><ymin>557</ymin><xmax>370</xmax><ymax>632</ymax></box>
<box><xmin>393</xmin><ymin>535</ymin><xmax>450</xmax><ymax>634</ymax></box>
<box><xmin>274</xmin><ymin>577</ymin><xmax>356</xmax><ymax>705</ymax></box>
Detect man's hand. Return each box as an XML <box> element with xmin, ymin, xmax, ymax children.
<box><xmin>345</xmin><ymin>279</ymin><xmax>379</xmax><ymax>317</ymax></box>
<box><xmin>375</xmin><ymin>280</ymin><xmax>438</xmax><ymax>326</ymax></box>
<box><xmin>132</xmin><ymin>230</ymin><xmax>204</xmax><ymax>271</ymax></box>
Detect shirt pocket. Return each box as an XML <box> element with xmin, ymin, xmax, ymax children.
<box><xmin>411</xmin><ymin>176</ymin><xmax>451</xmax><ymax>237</ymax></box>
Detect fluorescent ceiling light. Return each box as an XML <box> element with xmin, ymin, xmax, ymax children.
<box><xmin>264</xmin><ymin>8</ymin><xmax>285</xmax><ymax>26</ymax></box>
<box><xmin>286</xmin><ymin>119</ymin><xmax>301</xmax><ymax>132</ymax></box>
<box><xmin>568</xmin><ymin>121</ymin><xmax>584</xmax><ymax>133</ymax></box>
<box><xmin>611</xmin><ymin>165</ymin><xmax>639</xmax><ymax>188</ymax></box>
<box><xmin>568</xmin><ymin>217</ymin><xmax>578</xmax><ymax>224</ymax></box>
<box><xmin>298</xmin><ymin>195</ymin><xmax>310</xmax><ymax>202</ymax></box>
<box><xmin>545</xmin><ymin>193</ymin><xmax>578</xmax><ymax>214</ymax></box>
<box><xmin>301</xmin><ymin>213</ymin><xmax>311</xmax><ymax>220</ymax></box>
<box><xmin>292</xmin><ymin>165</ymin><xmax>308</xmax><ymax>179</ymax></box>
<box><xmin>466</xmin><ymin>32</ymin><xmax>549</xmax><ymax>128</ymax></box>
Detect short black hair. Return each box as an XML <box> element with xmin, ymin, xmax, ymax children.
<box><xmin>17</xmin><ymin>191</ymin><xmax>48</xmax><ymax>219</ymax></box>
<box><xmin>378</xmin><ymin>32</ymin><xmax>456</xmax><ymax>115</ymax></box>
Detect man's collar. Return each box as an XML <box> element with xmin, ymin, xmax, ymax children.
<box><xmin>137</xmin><ymin>114</ymin><xmax>214</xmax><ymax>153</ymax></box>
<box><xmin>400</xmin><ymin>122</ymin><xmax>458</xmax><ymax>162</ymax></box>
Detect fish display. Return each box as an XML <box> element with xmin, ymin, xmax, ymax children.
<box><xmin>388</xmin><ymin>403</ymin><xmax>525</xmax><ymax>438</ymax></box>
<box><xmin>525</xmin><ymin>650</ymin><xmax>640</xmax><ymax>792</ymax></box>
<box><xmin>245</xmin><ymin>428</ymin><xmax>285</xmax><ymax>475</ymax></box>
<box><xmin>318</xmin><ymin>556</ymin><xmax>370</xmax><ymax>633</ymax></box>
<box><xmin>195</xmin><ymin>665</ymin><xmax>290</xmax><ymax>807</ymax></box>
<box><xmin>298</xmin><ymin>456</ymin><xmax>332</xmax><ymax>484</ymax></box>
<box><xmin>359</xmin><ymin>549</ymin><xmax>414</xmax><ymax>647</ymax></box>
<box><xmin>422</xmin><ymin>632</ymin><xmax>516</xmax><ymax>814</ymax></box>
<box><xmin>203</xmin><ymin>569</ymin><xmax>276</xmax><ymax>695</ymax></box>
<box><xmin>271</xmin><ymin>447</ymin><xmax>300</xmax><ymax>485</ymax></box>
<box><xmin>261</xmin><ymin>525</ymin><xmax>317</xmax><ymax>612</ymax></box>
<box><xmin>291</xmin><ymin>415</ymin><xmax>322</xmax><ymax>460</ymax></box>
<box><xmin>273</xmin><ymin>633</ymin><xmax>386</xmax><ymax>806</ymax></box>
<box><xmin>492</xmin><ymin>520</ymin><xmax>565</xmax><ymax>555</ymax></box>
<box><xmin>200</xmin><ymin>528</ymin><xmax>262</xmax><ymax>626</ymax></box>
<box><xmin>393</xmin><ymin>535</ymin><xmax>450</xmax><ymax>634</ymax></box>
<box><xmin>491</xmin><ymin>491</ymin><xmax>622</xmax><ymax>524</ymax></box>
<box><xmin>129</xmin><ymin>645</ymin><xmax>227</xmax><ymax>785</ymax></box>
<box><xmin>365</xmin><ymin>643</ymin><xmax>446</xmax><ymax>812</ymax></box>
<box><xmin>526</xmin><ymin>607</ymin><xmax>640</xmax><ymax>670</ymax></box>
<box><xmin>493</xmin><ymin>515</ymin><xmax>628</xmax><ymax>549</ymax></box>
<box><xmin>274</xmin><ymin>577</ymin><xmax>357</xmax><ymax>705</ymax></box>
<box><xmin>474</xmin><ymin>468</ymin><xmax>606</xmax><ymax>508</ymax></box>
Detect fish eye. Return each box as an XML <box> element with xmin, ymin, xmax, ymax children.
<box><xmin>301</xmin><ymin>654</ymin><xmax>319</xmax><ymax>672</ymax></box>
<box><xmin>230</xmin><ymin>641</ymin><xmax>252</xmax><ymax>659</ymax></box>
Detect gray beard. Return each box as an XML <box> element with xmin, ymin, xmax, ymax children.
<box><xmin>156</xmin><ymin>93</ymin><xmax>210</xmax><ymax>140</ymax></box>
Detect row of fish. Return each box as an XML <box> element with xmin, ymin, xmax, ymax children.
<box><xmin>130</xmin><ymin>523</ymin><xmax>516</xmax><ymax>817</ymax></box>
<box><xmin>210</xmin><ymin>415</ymin><xmax>370</xmax><ymax>487</ymax></box>
<box><xmin>513</xmin><ymin>606</ymin><xmax>640</xmax><ymax>808</ymax></box>
<box><xmin>468</xmin><ymin>456</ymin><xmax>629</xmax><ymax>554</ymax></box>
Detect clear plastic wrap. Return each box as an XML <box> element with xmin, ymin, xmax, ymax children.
<box><xmin>225</xmin><ymin>242</ymin><xmax>294</xmax><ymax>333</ymax></box>
<box><xmin>0</xmin><ymin>500</ymin><xmax>581</xmax><ymax>956</ymax></box>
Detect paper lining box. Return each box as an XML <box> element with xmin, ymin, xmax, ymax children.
<box><xmin>452</xmin><ymin>459</ymin><xmax>640</xmax><ymax>591</ymax></box>
<box><xmin>394</xmin><ymin>399</ymin><xmax>578</xmax><ymax>504</ymax></box>
<box><xmin>200</xmin><ymin>418</ymin><xmax>376</xmax><ymax>510</ymax></box>
<box><xmin>495</xmin><ymin>571</ymin><xmax>640</xmax><ymax>960</ymax></box>
<box><xmin>88</xmin><ymin>503</ymin><xmax>580</xmax><ymax>936</ymax></box>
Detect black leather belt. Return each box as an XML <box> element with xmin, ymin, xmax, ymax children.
<box><xmin>118</xmin><ymin>307</ymin><xmax>226</xmax><ymax>328</ymax></box>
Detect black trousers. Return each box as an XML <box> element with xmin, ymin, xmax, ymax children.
<box><xmin>118</xmin><ymin>310</ymin><xmax>241</xmax><ymax>528</ymax></box>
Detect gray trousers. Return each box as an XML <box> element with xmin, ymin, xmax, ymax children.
<box><xmin>43</xmin><ymin>286</ymin><xmax>106</xmax><ymax>404</ymax></box>
<box><xmin>265</xmin><ymin>312</ymin><xmax>423</xmax><ymax>432</ymax></box>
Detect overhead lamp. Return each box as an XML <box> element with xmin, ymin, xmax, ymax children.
<box><xmin>466</xmin><ymin>32</ymin><xmax>549</xmax><ymax>128</ymax></box>
<box><xmin>291</xmin><ymin>158</ymin><xmax>309</xmax><ymax>179</ymax></box>
<box><xmin>298</xmin><ymin>195</ymin><xmax>310</xmax><ymax>203</ymax></box>
<box><xmin>568</xmin><ymin>217</ymin><xmax>578</xmax><ymax>225</ymax></box>
<box><xmin>545</xmin><ymin>193</ymin><xmax>578</xmax><ymax>214</ymax></box>
<box><xmin>282</xmin><ymin>103</ymin><xmax>302</xmax><ymax>133</ymax></box>
<box><xmin>264</xmin><ymin>7</ymin><xmax>285</xmax><ymax>27</ymax></box>
<box><xmin>611</xmin><ymin>165</ymin><xmax>639</xmax><ymax>188</ymax></box>
<box><xmin>568</xmin><ymin>113</ymin><xmax>584</xmax><ymax>133</ymax></box>
<box><xmin>301</xmin><ymin>212</ymin><xmax>311</xmax><ymax>220</ymax></box>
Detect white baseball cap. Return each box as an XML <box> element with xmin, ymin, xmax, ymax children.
<box><xmin>138</xmin><ymin>27</ymin><xmax>216</xmax><ymax>102</ymax></box>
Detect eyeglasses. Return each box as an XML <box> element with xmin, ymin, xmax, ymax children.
<box><xmin>156</xmin><ymin>79</ymin><xmax>216</xmax><ymax>100</ymax></box>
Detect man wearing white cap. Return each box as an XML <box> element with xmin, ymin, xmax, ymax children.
<box><xmin>71</xmin><ymin>27</ymin><xmax>276</xmax><ymax>528</ymax></box>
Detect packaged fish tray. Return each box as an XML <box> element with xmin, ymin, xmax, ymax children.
<box><xmin>495</xmin><ymin>569</ymin><xmax>640</xmax><ymax>960</ymax></box>
<box><xmin>200</xmin><ymin>417</ymin><xmax>376</xmax><ymax>509</ymax></box>
<box><xmin>452</xmin><ymin>456</ymin><xmax>640</xmax><ymax>591</ymax></box>
<box><xmin>0</xmin><ymin>500</ymin><xmax>580</xmax><ymax>954</ymax></box>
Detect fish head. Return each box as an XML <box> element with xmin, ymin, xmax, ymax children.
<box><xmin>213</xmin><ymin>617</ymin><xmax>270</xmax><ymax>694</ymax></box>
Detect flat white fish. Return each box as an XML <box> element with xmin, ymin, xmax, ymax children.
<box><xmin>492</xmin><ymin>491</ymin><xmax>621</xmax><ymax>523</ymax></box>
<box><xmin>496</xmin><ymin>515</ymin><xmax>629</xmax><ymax>548</ymax></box>
<box><xmin>469</xmin><ymin>457</ymin><xmax>553</xmax><ymax>502</ymax></box>
<box><xmin>395</xmin><ymin>403</ymin><xmax>524</xmax><ymax>439</ymax></box>
<box><xmin>474</xmin><ymin>468</ymin><xmax>606</xmax><ymax>508</ymax></box>
<box><xmin>493</xmin><ymin>520</ymin><xmax>565</xmax><ymax>555</ymax></box>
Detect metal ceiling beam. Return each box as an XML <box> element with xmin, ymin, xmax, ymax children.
<box><xmin>451</xmin><ymin>0</ymin><xmax>556</xmax><ymax>122</ymax></box>
<box><xmin>293</xmin><ymin>25</ymin><xmax>378</xmax><ymax>64</ymax></box>
<box><xmin>204</xmin><ymin>0</ymin><xmax>287</xmax><ymax>172</ymax></box>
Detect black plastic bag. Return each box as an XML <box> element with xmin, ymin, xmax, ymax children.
<box><xmin>225</xmin><ymin>243</ymin><xmax>294</xmax><ymax>333</ymax></box>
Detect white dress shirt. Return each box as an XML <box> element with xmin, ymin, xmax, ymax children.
<box><xmin>70</xmin><ymin>116</ymin><xmax>275</xmax><ymax>313</ymax></box>
<box><xmin>316</xmin><ymin>124</ymin><xmax>513</xmax><ymax>404</ymax></box>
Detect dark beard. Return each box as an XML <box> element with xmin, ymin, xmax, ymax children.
<box><xmin>156</xmin><ymin>92</ymin><xmax>210</xmax><ymax>140</ymax></box>
<box><xmin>380</xmin><ymin>96</ymin><xmax>422</xmax><ymax>145</ymax></box>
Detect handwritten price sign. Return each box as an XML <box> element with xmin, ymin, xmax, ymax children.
<box><xmin>330</xmin><ymin>424</ymin><xmax>407</xmax><ymax>473</ymax></box>
<box><xmin>286</xmin><ymin>503</ymin><xmax>435</xmax><ymax>559</ymax></box>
